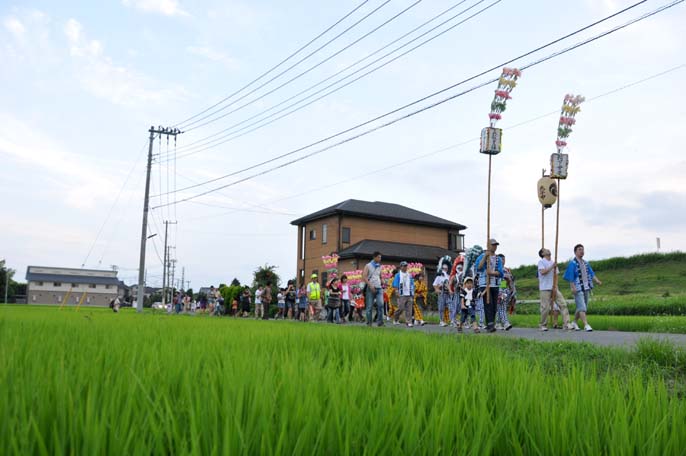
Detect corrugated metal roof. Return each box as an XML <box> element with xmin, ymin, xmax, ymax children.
<box><xmin>290</xmin><ymin>199</ymin><xmax>466</xmax><ymax>230</ymax></box>
<box><xmin>26</xmin><ymin>273</ymin><xmax>120</xmax><ymax>286</ymax></box>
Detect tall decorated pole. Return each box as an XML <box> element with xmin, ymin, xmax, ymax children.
<box><xmin>480</xmin><ymin>67</ymin><xmax>521</xmax><ymax>299</ymax></box>
<box><xmin>550</xmin><ymin>94</ymin><xmax>585</xmax><ymax>299</ymax></box>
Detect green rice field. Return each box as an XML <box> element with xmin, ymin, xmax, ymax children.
<box><xmin>1</xmin><ymin>305</ymin><xmax>685</xmax><ymax>455</ymax></box>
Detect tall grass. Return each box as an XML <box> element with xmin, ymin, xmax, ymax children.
<box><xmin>1</xmin><ymin>306</ymin><xmax>685</xmax><ymax>455</ymax></box>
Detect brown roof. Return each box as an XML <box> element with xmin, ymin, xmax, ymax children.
<box><xmin>338</xmin><ymin>239</ymin><xmax>458</xmax><ymax>264</ymax></box>
<box><xmin>290</xmin><ymin>199</ymin><xmax>466</xmax><ymax>230</ymax></box>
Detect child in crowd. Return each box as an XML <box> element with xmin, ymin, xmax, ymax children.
<box><xmin>297</xmin><ymin>285</ymin><xmax>309</xmax><ymax>321</ymax></box>
<box><xmin>326</xmin><ymin>277</ymin><xmax>342</xmax><ymax>324</ymax></box>
<box><xmin>240</xmin><ymin>287</ymin><xmax>251</xmax><ymax>317</ymax></box>
<box><xmin>276</xmin><ymin>288</ymin><xmax>286</xmax><ymax>319</ymax></box>
<box><xmin>412</xmin><ymin>273</ymin><xmax>427</xmax><ymax>326</ymax></box>
<box><xmin>458</xmin><ymin>277</ymin><xmax>480</xmax><ymax>333</ymax></box>
<box><xmin>285</xmin><ymin>280</ymin><xmax>297</xmax><ymax>320</ymax></box>
<box><xmin>231</xmin><ymin>298</ymin><xmax>239</xmax><ymax>317</ymax></box>
<box><xmin>353</xmin><ymin>290</ymin><xmax>366</xmax><ymax>322</ymax></box>
<box><xmin>340</xmin><ymin>275</ymin><xmax>351</xmax><ymax>323</ymax></box>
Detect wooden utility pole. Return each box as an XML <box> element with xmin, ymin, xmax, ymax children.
<box><xmin>136</xmin><ymin>126</ymin><xmax>180</xmax><ymax>313</ymax></box>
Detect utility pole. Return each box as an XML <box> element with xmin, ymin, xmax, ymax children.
<box><xmin>181</xmin><ymin>266</ymin><xmax>185</xmax><ymax>293</ymax></box>
<box><xmin>161</xmin><ymin>221</ymin><xmax>176</xmax><ymax>307</ymax></box>
<box><xmin>136</xmin><ymin>126</ymin><xmax>181</xmax><ymax>313</ymax></box>
<box><xmin>170</xmin><ymin>258</ymin><xmax>177</xmax><ymax>304</ymax></box>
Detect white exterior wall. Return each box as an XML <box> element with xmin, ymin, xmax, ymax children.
<box><xmin>26</xmin><ymin>266</ymin><xmax>119</xmax><ymax>307</ymax></box>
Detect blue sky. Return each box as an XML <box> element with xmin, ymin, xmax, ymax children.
<box><xmin>1</xmin><ymin>0</ymin><xmax>685</xmax><ymax>288</ymax></box>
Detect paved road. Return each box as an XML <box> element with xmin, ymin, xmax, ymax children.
<box><xmin>364</xmin><ymin>322</ymin><xmax>686</xmax><ymax>348</ymax></box>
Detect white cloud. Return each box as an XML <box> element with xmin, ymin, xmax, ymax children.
<box><xmin>63</xmin><ymin>18</ymin><xmax>187</xmax><ymax>107</ymax></box>
<box><xmin>122</xmin><ymin>0</ymin><xmax>189</xmax><ymax>17</ymax></box>
<box><xmin>186</xmin><ymin>45</ymin><xmax>239</xmax><ymax>70</ymax></box>
<box><xmin>3</xmin><ymin>16</ymin><xmax>25</xmax><ymax>38</ymax></box>
<box><xmin>0</xmin><ymin>112</ymin><xmax>128</xmax><ymax>210</ymax></box>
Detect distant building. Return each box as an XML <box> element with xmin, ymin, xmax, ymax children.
<box><xmin>26</xmin><ymin>266</ymin><xmax>120</xmax><ymax>306</ymax></box>
<box><xmin>129</xmin><ymin>284</ymin><xmax>160</xmax><ymax>301</ymax></box>
<box><xmin>291</xmin><ymin>199</ymin><xmax>467</xmax><ymax>286</ymax></box>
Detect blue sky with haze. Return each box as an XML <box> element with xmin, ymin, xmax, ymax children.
<box><xmin>1</xmin><ymin>0</ymin><xmax>684</xmax><ymax>288</ymax></box>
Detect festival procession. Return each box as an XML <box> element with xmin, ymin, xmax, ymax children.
<box><xmin>161</xmin><ymin>68</ymin><xmax>602</xmax><ymax>334</ymax></box>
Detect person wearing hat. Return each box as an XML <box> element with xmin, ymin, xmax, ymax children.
<box><xmin>307</xmin><ymin>273</ymin><xmax>322</xmax><ymax>321</ymax></box>
<box><xmin>475</xmin><ymin>239</ymin><xmax>504</xmax><ymax>333</ymax></box>
<box><xmin>392</xmin><ymin>261</ymin><xmax>415</xmax><ymax>327</ymax></box>
<box><xmin>458</xmin><ymin>277</ymin><xmax>479</xmax><ymax>333</ymax></box>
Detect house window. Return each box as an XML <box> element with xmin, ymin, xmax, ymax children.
<box><xmin>53</xmin><ymin>282</ymin><xmax>62</xmax><ymax>287</ymax></box>
<box><xmin>300</xmin><ymin>226</ymin><xmax>306</xmax><ymax>260</ymax></box>
<box><xmin>89</xmin><ymin>284</ymin><xmax>97</xmax><ymax>289</ymax></box>
<box><xmin>309</xmin><ymin>229</ymin><xmax>316</xmax><ymax>240</ymax></box>
<box><xmin>342</xmin><ymin>227</ymin><xmax>351</xmax><ymax>244</ymax></box>
<box><xmin>299</xmin><ymin>269</ymin><xmax>305</xmax><ymax>285</ymax></box>
<box><xmin>71</xmin><ymin>283</ymin><xmax>78</xmax><ymax>288</ymax></box>
<box><xmin>448</xmin><ymin>233</ymin><xmax>465</xmax><ymax>251</ymax></box>
<box><xmin>105</xmin><ymin>285</ymin><xmax>112</xmax><ymax>289</ymax></box>
<box><xmin>37</xmin><ymin>281</ymin><xmax>43</xmax><ymax>286</ymax></box>
<box><xmin>321</xmin><ymin>271</ymin><xmax>328</xmax><ymax>288</ymax></box>
<box><xmin>322</xmin><ymin>224</ymin><xmax>328</xmax><ymax>244</ymax></box>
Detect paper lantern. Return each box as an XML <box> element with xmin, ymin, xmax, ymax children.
<box><xmin>550</xmin><ymin>153</ymin><xmax>569</xmax><ymax>179</ymax></box>
<box><xmin>537</xmin><ymin>176</ymin><xmax>557</xmax><ymax>208</ymax></box>
<box><xmin>480</xmin><ymin>127</ymin><xmax>502</xmax><ymax>155</ymax></box>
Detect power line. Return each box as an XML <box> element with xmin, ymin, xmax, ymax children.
<box><xmin>185</xmin><ymin>63</ymin><xmax>685</xmax><ymax>220</ymax></box>
<box><xmin>157</xmin><ymin>0</ymin><xmax>683</xmax><ymax>209</ymax></box>
<box><xmin>173</xmin><ymin>0</ymin><xmax>372</xmax><ymax>128</ymax></box>
<box><xmin>81</xmin><ymin>140</ymin><xmax>148</xmax><ymax>268</ymax></box>
<box><xmin>161</xmin><ymin>0</ymin><xmax>490</xmax><ymax>159</ymax></box>
<box><xmin>152</xmin><ymin>0</ymin><xmax>663</xmax><ymax>202</ymax></box>
<box><xmin>178</xmin><ymin>0</ymin><xmax>395</xmax><ymax>130</ymax></box>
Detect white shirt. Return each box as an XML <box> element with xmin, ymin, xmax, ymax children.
<box><xmin>399</xmin><ymin>271</ymin><xmax>412</xmax><ymax>296</ymax></box>
<box><xmin>538</xmin><ymin>258</ymin><xmax>556</xmax><ymax>291</ymax></box>
<box><xmin>255</xmin><ymin>289</ymin><xmax>263</xmax><ymax>304</ymax></box>
<box><xmin>277</xmin><ymin>293</ymin><xmax>285</xmax><ymax>304</ymax></box>
<box><xmin>341</xmin><ymin>283</ymin><xmax>350</xmax><ymax>300</ymax></box>
<box><xmin>433</xmin><ymin>272</ymin><xmax>449</xmax><ymax>292</ymax></box>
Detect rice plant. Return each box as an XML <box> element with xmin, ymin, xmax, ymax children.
<box><xmin>1</xmin><ymin>306</ymin><xmax>685</xmax><ymax>455</ymax></box>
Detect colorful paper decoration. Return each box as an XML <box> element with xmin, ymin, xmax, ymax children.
<box><xmin>537</xmin><ymin>175</ymin><xmax>558</xmax><ymax>208</ymax></box>
<box><xmin>341</xmin><ymin>270</ymin><xmax>363</xmax><ymax>286</ymax></box>
<box><xmin>551</xmin><ymin>94</ymin><xmax>585</xmax><ymax>179</ymax></box>
<box><xmin>321</xmin><ymin>254</ymin><xmax>339</xmax><ymax>271</ymax></box>
<box><xmin>480</xmin><ymin>67</ymin><xmax>522</xmax><ymax>155</ymax></box>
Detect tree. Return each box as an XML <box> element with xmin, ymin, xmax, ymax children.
<box><xmin>252</xmin><ymin>264</ymin><xmax>281</xmax><ymax>289</ymax></box>
<box><xmin>0</xmin><ymin>260</ymin><xmax>23</xmax><ymax>303</ymax></box>
<box><xmin>230</xmin><ymin>278</ymin><xmax>241</xmax><ymax>287</ymax></box>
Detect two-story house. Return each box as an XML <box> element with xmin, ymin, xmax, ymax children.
<box><xmin>25</xmin><ymin>266</ymin><xmax>120</xmax><ymax>306</ymax></box>
<box><xmin>291</xmin><ymin>199</ymin><xmax>466</xmax><ymax>286</ymax></box>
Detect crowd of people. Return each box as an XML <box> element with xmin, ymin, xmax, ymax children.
<box><xmin>153</xmin><ymin>242</ymin><xmax>602</xmax><ymax>334</ymax></box>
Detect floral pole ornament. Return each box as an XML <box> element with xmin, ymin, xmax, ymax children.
<box><xmin>480</xmin><ymin>68</ymin><xmax>521</xmax><ymax>303</ymax></box>
<box><xmin>480</xmin><ymin>68</ymin><xmax>521</xmax><ymax>155</ymax></box>
<box><xmin>551</xmin><ymin>94</ymin><xmax>585</xmax><ymax>179</ymax></box>
<box><xmin>550</xmin><ymin>93</ymin><xmax>585</xmax><ymax>299</ymax></box>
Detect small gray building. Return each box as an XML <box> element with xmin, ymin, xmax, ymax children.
<box><xmin>26</xmin><ymin>266</ymin><xmax>120</xmax><ymax>307</ymax></box>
